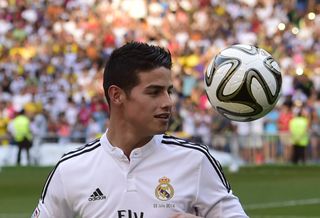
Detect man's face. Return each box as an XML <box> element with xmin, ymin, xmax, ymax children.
<box><xmin>123</xmin><ymin>67</ymin><xmax>174</xmax><ymax>136</ymax></box>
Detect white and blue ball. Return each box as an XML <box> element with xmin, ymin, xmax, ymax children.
<box><xmin>204</xmin><ymin>44</ymin><xmax>282</xmax><ymax>122</ymax></box>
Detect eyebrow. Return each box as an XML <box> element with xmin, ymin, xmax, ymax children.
<box><xmin>145</xmin><ymin>84</ymin><xmax>174</xmax><ymax>90</ymax></box>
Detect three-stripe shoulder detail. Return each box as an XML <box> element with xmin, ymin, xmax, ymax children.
<box><xmin>41</xmin><ymin>140</ymin><xmax>101</xmax><ymax>203</ymax></box>
<box><xmin>162</xmin><ymin>135</ymin><xmax>231</xmax><ymax>192</ymax></box>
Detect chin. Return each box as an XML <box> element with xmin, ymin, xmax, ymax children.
<box><xmin>146</xmin><ymin>122</ymin><xmax>169</xmax><ymax>136</ymax></box>
<box><xmin>154</xmin><ymin>126</ymin><xmax>168</xmax><ymax>135</ymax></box>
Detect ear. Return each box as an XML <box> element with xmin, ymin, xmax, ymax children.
<box><xmin>108</xmin><ymin>85</ymin><xmax>125</xmax><ymax>105</ymax></box>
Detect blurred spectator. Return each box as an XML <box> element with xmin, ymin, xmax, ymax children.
<box><xmin>278</xmin><ymin>101</ymin><xmax>294</xmax><ymax>162</ymax></box>
<box><xmin>311</xmin><ymin>94</ymin><xmax>320</xmax><ymax>162</ymax></box>
<box><xmin>234</xmin><ymin>121</ymin><xmax>250</xmax><ymax>162</ymax></box>
<box><xmin>249</xmin><ymin>118</ymin><xmax>264</xmax><ymax>164</ymax></box>
<box><xmin>57</xmin><ymin>112</ymin><xmax>71</xmax><ymax>144</ymax></box>
<box><xmin>194</xmin><ymin>107</ymin><xmax>212</xmax><ymax>145</ymax></box>
<box><xmin>304</xmin><ymin>95</ymin><xmax>320</xmax><ymax>162</ymax></box>
<box><xmin>78</xmin><ymin>97</ymin><xmax>91</xmax><ymax>127</ymax></box>
<box><xmin>46</xmin><ymin>114</ymin><xmax>59</xmax><ymax>142</ymax></box>
<box><xmin>30</xmin><ymin>110</ymin><xmax>48</xmax><ymax>146</ymax></box>
<box><xmin>90</xmin><ymin>95</ymin><xmax>109</xmax><ymax>130</ymax></box>
<box><xmin>71</xmin><ymin>116</ymin><xmax>87</xmax><ymax>143</ymax></box>
<box><xmin>289</xmin><ymin>107</ymin><xmax>309</xmax><ymax>164</ymax></box>
<box><xmin>211</xmin><ymin>110</ymin><xmax>234</xmax><ymax>152</ymax></box>
<box><xmin>7</xmin><ymin>109</ymin><xmax>33</xmax><ymax>165</ymax></box>
<box><xmin>179</xmin><ymin>98</ymin><xmax>196</xmax><ymax>139</ymax></box>
<box><xmin>86</xmin><ymin>116</ymin><xmax>102</xmax><ymax>142</ymax></box>
<box><xmin>168</xmin><ymin>106</ymin><xmax>183</xmax><ymax>133</ymax></box>
<box><xmin>263</xmin><ymin>106</ymin><xmax>280</xmax><ymax>163</ymax></box>
<box><xmin>293</xmin><ymin>74</ymin><xmax>314</xmax><ymax>98</ymax></box>
<box><xmin>65</xmin><ymin>97</ymin><xmax>79</xmax><ymax>127</ymax></box>
<box><xmin>0</xmin><ymin>100</ymin><xmax>10</xmax><ymax>145</ymax></box>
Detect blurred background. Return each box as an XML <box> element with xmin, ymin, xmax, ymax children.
<box><xmin>1</xmin><ymin>0</ymin><xmax>320</xmax><ymax>166</ymax></box>
<box><xmin>0</xmin><ymin>0</ymin><xmax>320</xmax><ymax>217</ymax></box>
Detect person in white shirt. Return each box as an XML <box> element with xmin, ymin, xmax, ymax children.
<box><xmin>32</xmin><ymin>42</ymin><xmax>248</xmax><ymax>218</ymax></box>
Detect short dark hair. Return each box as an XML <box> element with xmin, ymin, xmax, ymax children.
<box><xmin>103</xmin><ymin>41</ymin><xmax>172</xmax><ymax>105</ymax></box>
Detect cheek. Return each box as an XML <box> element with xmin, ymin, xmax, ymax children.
<box><xmin>126</xmin><ymin>99</ymin><xmax>154</xmax><ymax>117</ymax></box>
<box><xmin>136</xmin><ymin>97</ymin><xmax>157</xmax><ymax>110</ymax></box>
<box><xmin>124</xmin><ymin>93</ymin><xmax>159</xmax><ymax>118</ymax></box>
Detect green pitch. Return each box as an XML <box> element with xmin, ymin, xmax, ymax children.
<box><xmin>0</xmin><ymin>165</ymin><xmax>320</xmax><ymax>218</ymax></box>
<box><xmin>228</xmin><ymin>165</ymin><xmax>320</xmax><ymax>218</ymax></box>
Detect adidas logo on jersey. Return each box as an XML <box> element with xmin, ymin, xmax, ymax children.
<box><xmin>88</xmin><ymin>188</ymin><xmax>106</xmax><ymax>201</ymax></box>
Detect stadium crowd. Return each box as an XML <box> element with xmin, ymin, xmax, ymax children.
<box><xmin>0</xmin><ymin>0</ymin><xmax>319</xmax><ymax>164</ymax></box>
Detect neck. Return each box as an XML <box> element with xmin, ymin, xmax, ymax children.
<box><xmin>106</xmin><ymin>119</ymin><xmax>153</xmax><ymax>158</ymax></box>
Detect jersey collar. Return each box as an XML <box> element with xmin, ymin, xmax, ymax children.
<box><xmin>100</xmin><ymin>131</ymin><xmax>160</xmax><ymax>159</ymax></box>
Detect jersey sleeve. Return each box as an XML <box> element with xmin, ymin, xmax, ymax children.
<box><xmin>194</xmin><ymin>155</ymin><xmax>248</xmax><ymax>218</ymax></box>
<box><xmin>31</xmin><ymin>166</ymin><xmax>74</xmax><ymax>218</ymax></box>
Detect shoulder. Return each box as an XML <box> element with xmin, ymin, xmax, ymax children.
<box><xmin>40</xmin><ymin>139</ymin><xmax>102</xmax><ymax>203</ymax></box>
<box><xmin>160</xmin><ymin>134</ymin><xmax>229</xmax><ymax>189</ymax></box>
<box><xmin>159</xmin><ymin>134</ymin><xmax>212</xmax><ymax>158</ymax></box>
<box><xmin>160</xmin><ymin>134</ymin><xmax>224</xmax><ymax>168</ymax></box>
<box><xmin>56</xmin><ymin>139</ymin><xmax>102</xmax><ymax>168</ymax></box>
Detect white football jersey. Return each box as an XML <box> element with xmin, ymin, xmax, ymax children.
<box><xmin>32</xmin><ymin>133</ymin><xmax>248</xmax><ymax>218</ymax></box>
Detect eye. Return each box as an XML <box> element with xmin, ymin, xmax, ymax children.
<box><xmin>147</xmin><ymin>89</ymin><xmax>161</xmax><ymax>96</ymax></box>
<box><xmin>168</xmin><ymin>87</ymin><xmax>175</xmax><ymax>95</ymax></box>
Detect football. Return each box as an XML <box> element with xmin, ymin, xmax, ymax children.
<box><xmin>204</xmin><ymin>44</ymin><xmax>282</xmax><ymax>122</ymax></box>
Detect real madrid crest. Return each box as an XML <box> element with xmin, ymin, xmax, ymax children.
<box><xmin>155</xmin><ymin>176</ymin><xmax>174</xmax><ymax>201</ymax></box>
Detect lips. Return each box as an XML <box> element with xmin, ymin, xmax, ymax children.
<box><xmin>154</xmin><ymin>113</ymin><xmax>171</xmax><ymax>119</ymax></box>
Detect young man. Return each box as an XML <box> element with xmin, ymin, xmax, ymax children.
<box><xmin>32</xmin><ymin>42</ymin><xmax>248</xmax><ymax>218</ymax></box>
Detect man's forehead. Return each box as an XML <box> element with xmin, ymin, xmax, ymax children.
<box><xmin>137</xmin><ymin>68</ymin><xmax>172</xmax><ymax>84</ymax></box>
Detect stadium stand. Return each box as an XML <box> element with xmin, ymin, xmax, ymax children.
<box><xmin>0</xmin><ymin>0</ymin><xmax>319</xmax><ymax>165</ymax></box>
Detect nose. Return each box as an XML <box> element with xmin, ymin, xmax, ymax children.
<box><xmin>161</xmin><ymin>92</ymin><xmax>173</xmax><ymax>110</ymax></box>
